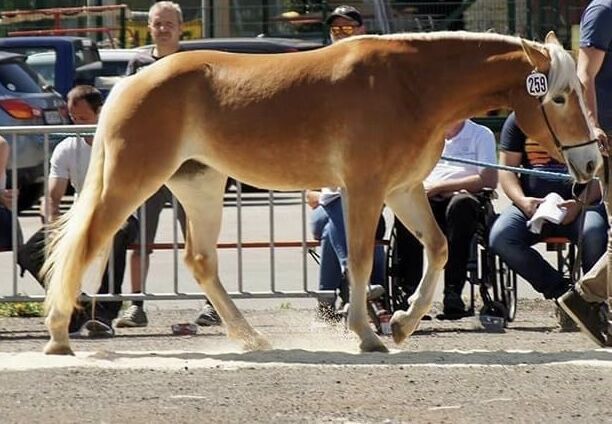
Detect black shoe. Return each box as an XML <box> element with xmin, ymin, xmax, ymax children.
<box><xmin>436</xmin><ymin>308</ymin><xmax>473</xmax><ymax>321</ymax></box>
<box><xmin>68</xmin><ymin>310</ymin><xmax>90</xmax><ymax>337</ymax></box>
<box><xmin>84</xmin><ymin>318</ymin><xmax>115</xmax><ymax>338</ymax></box>
<box><xmin>555</xmin><ymin>304</ymin><xmax>579</xmax><ymax>332</ymax></box>
<box><xmin>557</xmin><ymin>289</ymin><xmax>610</xmax><ymax>347</ymax></box>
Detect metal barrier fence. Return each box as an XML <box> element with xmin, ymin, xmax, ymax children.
<box><xmin>0</xmin><ymin>124</ymin><xmax>327</xmax><ymax>303</ymax></box>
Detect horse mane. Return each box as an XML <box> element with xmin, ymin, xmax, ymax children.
<box><xmin>542</xmin><ymin>43</ymin><xmax>581</xmax><ymax>103</ymax></box>
<box><xmin>342</xmin><ymin>31</ymin><xmax>578</xmax><ymax>104</ymax></box>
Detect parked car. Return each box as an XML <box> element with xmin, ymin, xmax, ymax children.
<box><xmin>0</xmin><ymin>36</ymin><xmax>102</xmax><ymax>99</ymax></box>
<box><xmin>176</xmin><ymin>37</ymin><xmax>324</xmax><ymax>53</ymax></box>
<box><xmin>94</xmin><ymin>48</ymin><xmax>140</xmax><ymax>96</ymax></box>
<box><xmin>0</xmin><ymin>50</ymin><xmax>70</xmax><ymax>210</ymax></box>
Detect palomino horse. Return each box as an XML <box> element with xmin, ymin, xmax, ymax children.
<box><xmin>42</xmin><ymin>31</ymin><xmax>600</xmax><ymax>355</ymax></box>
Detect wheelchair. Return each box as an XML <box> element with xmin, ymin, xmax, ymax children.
<box><xmin>384</xmin><ymin>189</ymin><xmax>518</xmax><ymax>325</ymax></box>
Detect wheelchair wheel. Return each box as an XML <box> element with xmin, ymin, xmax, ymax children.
<box><xmin>497</xmin><ymin>256</ymin><xmax>517</xmax><ymax>322</ymax></box>
<box><xmin>385</xmin><ymin>227</ymin><xmax>410</xmax><ymax>312</ymax></box>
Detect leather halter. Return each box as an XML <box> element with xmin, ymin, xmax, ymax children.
<box><xmin>535</xmin><ymin>88</ymin><xmax>598</xmax><ymax>153</ymax></box>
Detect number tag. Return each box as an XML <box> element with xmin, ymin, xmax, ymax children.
<box><xmin>526</xmin><ymin>72</ymin><xmax>548</xmax><ymax>97</ymax></box>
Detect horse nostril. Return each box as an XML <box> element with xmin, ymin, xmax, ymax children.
<box><xmin>586</xmin><ymin>160</ymin><xmax>595</xmax><ymax>174</ymax></box>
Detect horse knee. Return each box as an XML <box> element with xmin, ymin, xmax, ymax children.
<box><xmin>184</xmin><ymin>251</ymin><xmax>215</xmax><ymax>282</ymax></box>
<box><xmin>427</xmin><ymin>237</ymin><xmax>448</xmax><ymax>269</ymax></box>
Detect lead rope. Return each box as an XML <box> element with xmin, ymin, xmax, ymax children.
<box><xmin>571</xmin><ymin>182</ymin><xmax>588</xmax><ymax>285</ymax></box>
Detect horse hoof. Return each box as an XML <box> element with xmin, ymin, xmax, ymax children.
<box><xmin>359</xmin><ymin>335</ymin><xmax>389</xmax><ymax>353</ymax></box>
<box><xmin>391</xmin><ymin>321</ymin><xmax>407</xmax><ymax>344</ymax></box>
<box><xmin>243</xmin><ymin>335</ymin><xmax>272</xmax><ymax>352</ymax></box>
<box><xmin>44</xmin><ymin>341</ymin><xmax>75</xmax><ymax>356</ymax></box>
<box><xmin>361</xmin><ymin>342</ymin><xmax>389</xmax><ymax>353</ymax></box>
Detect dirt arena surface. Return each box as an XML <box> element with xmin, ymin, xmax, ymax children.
<box><xmin>1</xmin><ymin>299</ymin><xmax>612</xmax><ymax>424</ymax></box>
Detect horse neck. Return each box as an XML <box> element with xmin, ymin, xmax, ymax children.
<box><xmin>398</xmin><ymin>36</ymin><xmax>536</xmax><ymax>122</ymax></box>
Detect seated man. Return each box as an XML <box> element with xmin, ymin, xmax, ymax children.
<box><xmin>394</xmin><ymin>119</ymin><xmax>497</xmax><ymax>319</ymax></box>
<box><xmin>18</xmin><ymin>85</ymin><xmax>138</xmax><ymax>337</ymax></box>
<box><xmin>489</xmin><ymin>112</ymin><xmax>607</xmax><ymax>307</ymax></box>
<box><xmin>307</xmin><ymin>189</ymin><xmax>386</xmax><ymax>320</ymax></box>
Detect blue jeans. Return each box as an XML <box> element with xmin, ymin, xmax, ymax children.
<box><xmin>489</xmin><ymin>202</ymin><xmax>608</xmax><ymax>299</ymax></box>
<box><xmin>311</xmin><ymin>198</ymin><xmax>385</xmax><ymax>292</ymax></box>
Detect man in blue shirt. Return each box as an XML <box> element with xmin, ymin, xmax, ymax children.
<box><xmin>558</xmin><ymin>0</ymin><xmax>612</xmax><ymax>346</ymax></box>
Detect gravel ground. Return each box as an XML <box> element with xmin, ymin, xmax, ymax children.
<box><xmin>1</xmin><ymin>299</ymin><xmax>612</xmax><ymax>424</ymax></box>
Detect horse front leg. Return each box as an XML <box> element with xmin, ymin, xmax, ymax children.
<box><xmin>342</xmin><ymin>190</ymin><xmax>388</xmax><ymax>353</ymax></box>
<box><xmin>385</xmin><ymin>185</ymin><xmax>447</xmax><ymax>344</ymax></box>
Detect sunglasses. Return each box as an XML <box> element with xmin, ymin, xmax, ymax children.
<box><xmin>330</xmin><ymin>25</ymin><xmax>359</xmax><ymax>37</ymax></box>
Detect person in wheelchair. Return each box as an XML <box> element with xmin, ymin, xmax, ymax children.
<box><xmin>307</xmin><ymin>189</ymin><xmax>386</xmax><ymax>320</ymax></box>
<box><xmin>489</xmin><ymin>112</ymin><xmax>607</xmax><ymax>305</ymax></box>
<box><xmin>393</xmin><ymin>119</ymin><xmax>497</xmax><ymax>320</ymax></box>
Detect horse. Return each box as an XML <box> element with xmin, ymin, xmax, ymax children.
<box><xmin>41</xmin><ymin>30</ymin><xmax>601</xmax><ymax>355</ymax></box>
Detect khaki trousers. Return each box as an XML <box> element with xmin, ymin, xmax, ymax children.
<box><xmin>577</xmin><ymin>154</ymin><xmax>612</xmax><ymax>302</ymax></box>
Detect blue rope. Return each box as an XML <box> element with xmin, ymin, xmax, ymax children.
<box><xmin>440</xmin><ymin>155</ymin><xmax>573</xmax><ymax>182</ymax></box>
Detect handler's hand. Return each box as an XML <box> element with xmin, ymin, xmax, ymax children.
<box><xmin>595</xmin><ymin>127</ymin><xmax>609</xmax><ymax>157</ymax></box>
<box><xmin>305</xmin><ymin>190</ymin><xmax>321</xmax><ymax>209</ymax></box>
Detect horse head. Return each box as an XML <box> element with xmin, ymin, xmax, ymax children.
<box><xmin>512</xmin><ymin>31</ymin><xmax>601</xmax><ymax>183</ymax></box>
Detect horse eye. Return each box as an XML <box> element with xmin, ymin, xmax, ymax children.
<box><xmin>552</xmin><ymin>95</ymin><xmax>566</xmax><ymax>105</ymax></box>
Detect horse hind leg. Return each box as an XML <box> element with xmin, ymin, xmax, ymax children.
<box><xmin>166</xmin><ymin>161</ymin><xmax>271</xmax><ymax>351</ymax></box>
<box><xmin>385</xmin><ymin>184</ymin><xmax>447</xmax><ymax>344</ymax></box>
<box><xmin>44</xmin><ymin>180</ymin><xmax>152</xmax><ymax>355</ymax></box>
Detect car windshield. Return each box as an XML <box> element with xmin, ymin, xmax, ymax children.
<box><xmin>100</xmin><ymin>60</ymin><xmax>129</xmax><ymax>77</ymax></box>
<box><xmin>25</xmin><ymin>50</ymin><xmax>56</xmax><ymax>85</ymax></box>
<box><xmin>0</xmin><ymin>61</ymin><xmax>44</xmax><ymax>93</ymax></box>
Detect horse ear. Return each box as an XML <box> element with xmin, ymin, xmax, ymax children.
<box><xmin>520</xmin><ymin>39</ymin><xmax>549</xmax><ymax>71</ymax></box>
<box><xmin>544</xmin><ymin>31</ymin><xmax>562</xmax><ymax>46</ymax></box>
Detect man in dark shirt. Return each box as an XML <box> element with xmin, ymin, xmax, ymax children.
<box><xmin>558</xmin><ymin>0</ymin><xmax>612</xmax><ymax>346</ymax></box>
<box><xmin>489</xmin><ymin>113</ymin><xmax>606</xmax><ymax>303</ymax></box>
<box><xmin>115</xmin><ymin>1</ymin><xmax>221</xmax><ymax>329</ymax></box>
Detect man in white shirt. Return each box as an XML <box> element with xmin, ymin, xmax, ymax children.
<box><xmin>394</xmin><ymin>119</ymin><xmax>498</xmax><ymax>319</ymax></box>
<box><xmin>43</xmin><ymin>85</ymin><xmax>138</xmax><ymax>337</ymax></box>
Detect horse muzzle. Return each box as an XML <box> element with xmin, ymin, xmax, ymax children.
<box><xmin>562</xmin><ymin>140</ymin><xmax>602</xmax><ymax>183</ymax></box>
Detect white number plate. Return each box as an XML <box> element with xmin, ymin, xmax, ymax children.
<box><xmin>44</xmin><ymin>110</ymin><xmax>62</xmax><ymax>124</ymax></box>
<box><xmin>526</xmin><ymin>72</ymin><xmax>548</xmax><ymax>97</ymax></box>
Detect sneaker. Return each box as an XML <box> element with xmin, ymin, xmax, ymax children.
<box><xmin>555</xmin><ymin>304</ymin><xmax>579</xmax><ymax>332</ymax></box>
<box><xmin>557</xmin><ymin>289</ymin><xmax>611</xmax><ymax>347</ymax></box>
<box><xmin>194</xmin><ymin>303</ymin><xmax>222</xmax><ymax>327</ymax></box>
<box><xmin>115</xmin><ymin>305</ymin><xmax>149</xmax><ymax>328</ymax></box>
<box><xmin>84</xmin><ymin>319</ymin><xmax>115</xmax><ymax>338</ymax></box>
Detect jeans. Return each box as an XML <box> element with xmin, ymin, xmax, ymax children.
<box><xmin>394</xmin><ymin>192</ymin><xmax>481</xmax><ymax>310</ymax></box>
<box><xmin>489</xmin><ymin>202</ymin><xmax>608</xmax><ymax>299</ymax></box>
<box><xmin>311</xmin><ymin>198</ymin><xmax>386</xmax><ymax>294</ymax></box>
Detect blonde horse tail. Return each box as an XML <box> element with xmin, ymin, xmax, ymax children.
<box><xmin>41</xmin><ymin>135</ymin><xmax>106</xmax><ymax>318</ymax></box>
